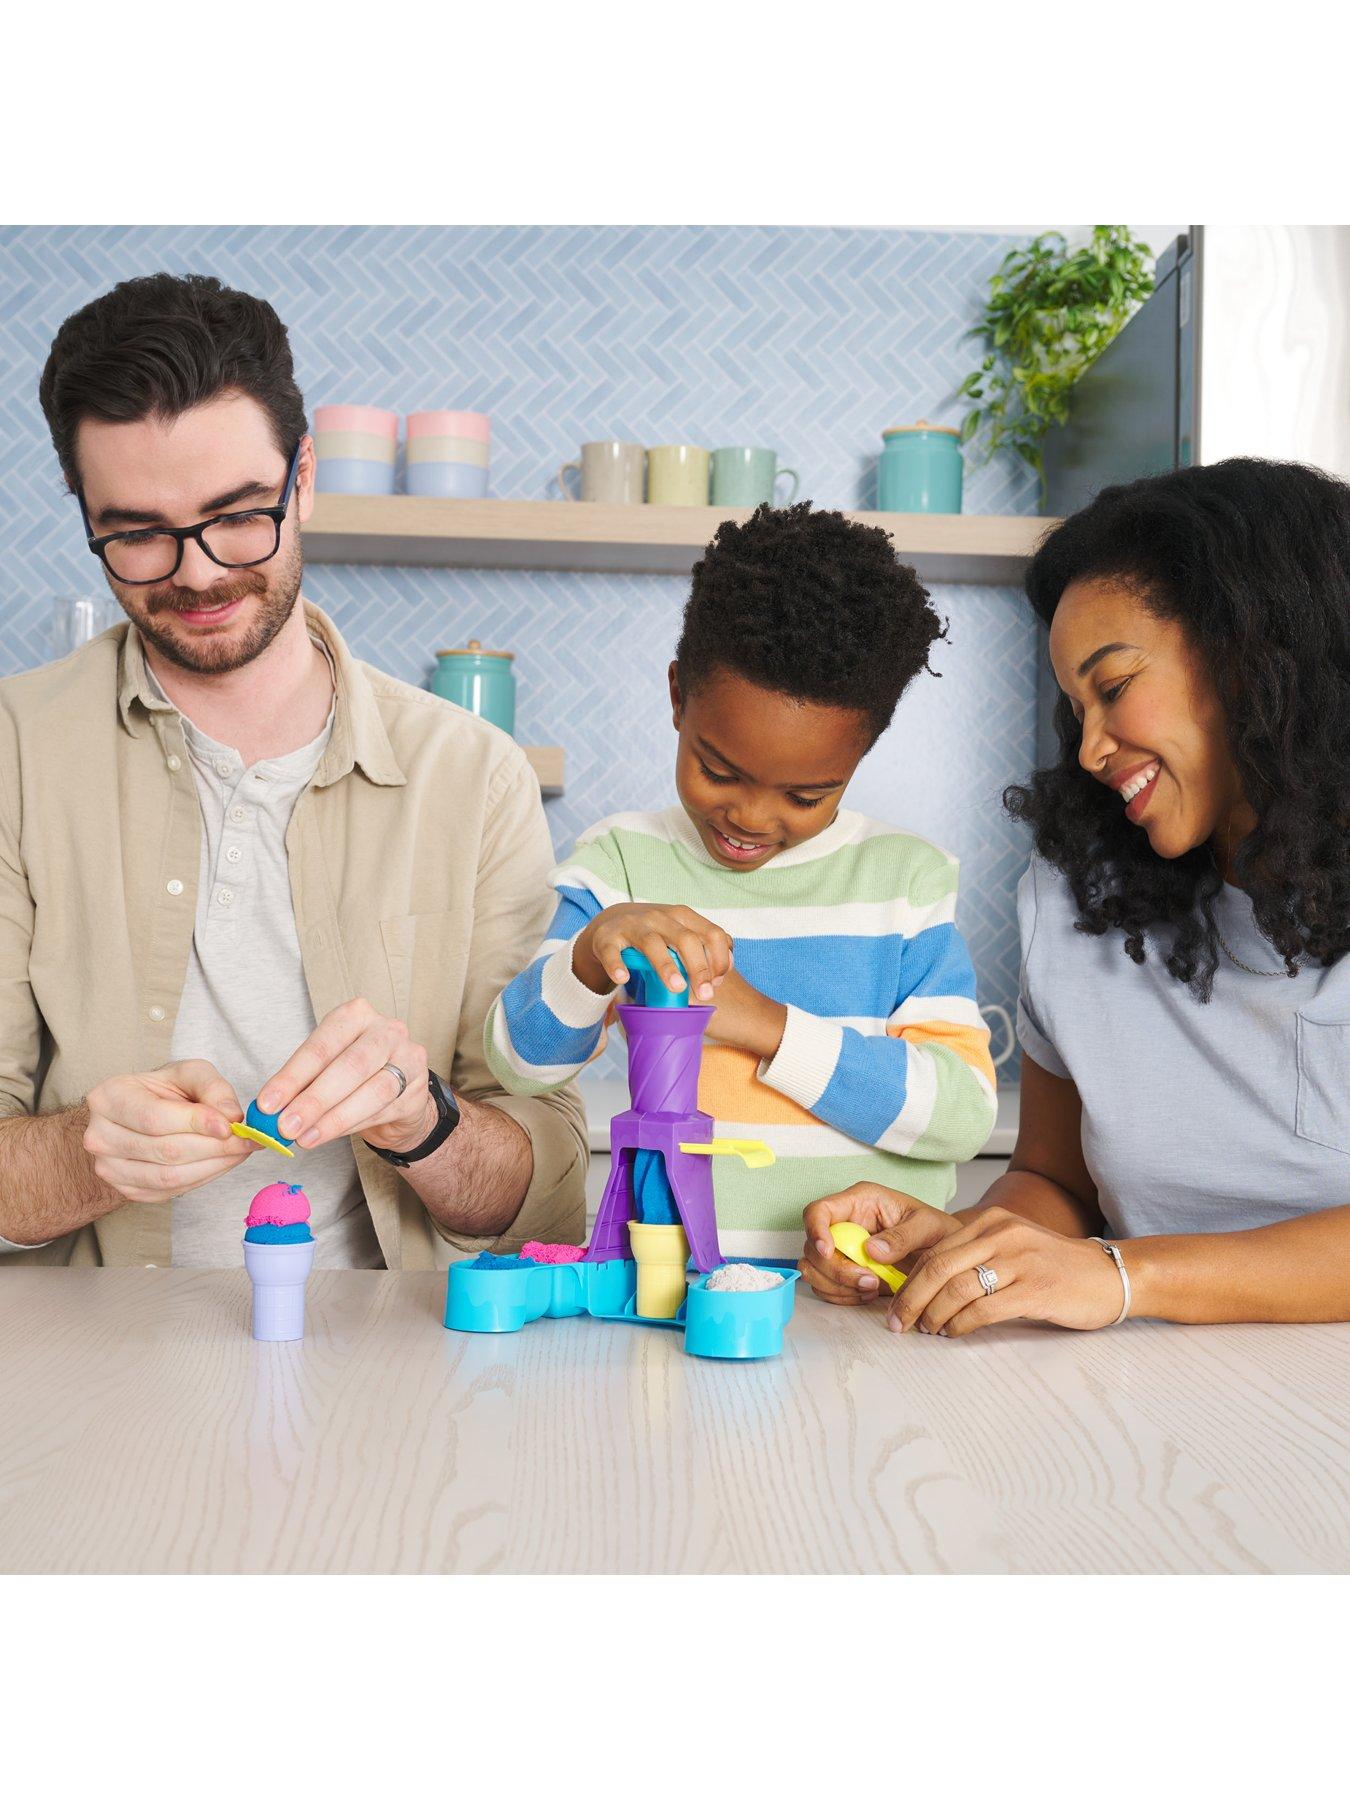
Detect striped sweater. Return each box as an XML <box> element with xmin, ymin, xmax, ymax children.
<box><xmin>485</xmin><ymin>806</ymin><xmax>997</xmax><ymax>1258</ymax></box>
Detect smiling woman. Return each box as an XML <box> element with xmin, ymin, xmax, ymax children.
<box><xmin>805</xmin><ymin>458</ymin><xmax>1350</xmax><ymax>1336</ymax></box>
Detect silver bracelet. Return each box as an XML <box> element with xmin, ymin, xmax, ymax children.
<box><xmin>1090</xmin><ymin>1237</ymin><xmax>1132</xmax><ymax>1325</ymax></box>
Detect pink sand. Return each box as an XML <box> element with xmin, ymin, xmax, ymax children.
<box><xmin>246</xmin><ymin>1182</ymin><xmax>312</xmax><ymax>1228</ymax></box>
<box><xmin>520</xmin><ymin>1241</ymin><xmax>586</xmax><ymax>1265</ymax></box>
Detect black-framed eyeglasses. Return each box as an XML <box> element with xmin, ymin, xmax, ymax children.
<box><xmin>79</xmin><ymin>442</ymin><xmax>303</xmax><ymax>586</ymax></box>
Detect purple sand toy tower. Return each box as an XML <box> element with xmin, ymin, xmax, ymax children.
<box><xmin>586</xmin><ymin>1003</ymin><xmax>723</xmax><ymax>1273</ymax></box>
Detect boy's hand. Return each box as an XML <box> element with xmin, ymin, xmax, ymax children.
<box><xmin>573</xmin><ymin>904</ymin><xmax>734</xmax><ymax>1002</ymax></box>
<box><xmin>704</xmin><ymin>967</ymin><xmax>788</xmax><ymax>1060</ymax></box>
<box><xmin>799</xmin><ymin>1182</ymin><xmax>963</xmax><ymax>1305</ymax></box>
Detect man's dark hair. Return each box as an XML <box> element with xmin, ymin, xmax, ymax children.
<box><xmin>39</xmin><ymin>271</ymin><xmax>308</xmax><ymax>489</ymax></box>
<box><xmin>1006</xmin><ymin>457</ymin><xmax>1350</xmax><ymax>1000</ymax></box>
<box><xmin>675</xmin><ymin>501</ymin><xmax>947</xmax><ymax>744</ymax></box>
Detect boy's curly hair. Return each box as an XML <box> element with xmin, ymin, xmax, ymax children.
<box><xmin>1006</xmin><ymin>457</ymin><xmax>1350</xmax><ymax>1000</ymax></box>
<box><xmin>675</xmin><ymin>501</ymin><xmax>946</xmax><ymax>743</ymax></box>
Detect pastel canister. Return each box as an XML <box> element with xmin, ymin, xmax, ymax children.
<box><xmin>406</xmin><ymin>410</ymin><xmax>490</xmax><ymax>498</ymax></box>
<box><xmin>876</xmin><ymin>422</ymin><xmax>964</xmax><ymax>514</ymax></box>
<box><xmin>312</xmin><ymin>405</ymin><xmax>398</xmax><ymax>495</ymax></box>
<box><xmin>430</xmin><ymin>639</ymin><xmax>516</xmax><ymax>735</ymax></box>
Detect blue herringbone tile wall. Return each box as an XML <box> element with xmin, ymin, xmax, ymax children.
<box><xmin>0</xmin><ymin>224</ymin><xmax>1041</xmax><ymax>1069</ymax></box>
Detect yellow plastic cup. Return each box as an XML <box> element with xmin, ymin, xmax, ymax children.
<box><xmin>628</xmin><ymin>1222</ymin><xmax>690</xmax><ymax>1319</ymax></box>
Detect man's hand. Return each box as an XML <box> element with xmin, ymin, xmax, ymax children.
<box><xmin>799</xmin><ymin>1181</ymin><xmax>963</xmax><ymax>1305</ymax></box>
<box><xmin>83</xmin><ymin>1060</ymin><xmax>254</xmax><ymax>1204</ymax></box>
<box><xmin>704</xmin><ymin>967</ymin><xmax>788</xmax><ymax>1060</ymax></box>
<box><xmin>257</xmin><ymin>999</ymin><xmax>433</xmax><ymax>1156</ymax></box>
<box><xmin>573</xmin><ymin>903</ymin><xmax>734</xmax><ymax>1002</ymax></box>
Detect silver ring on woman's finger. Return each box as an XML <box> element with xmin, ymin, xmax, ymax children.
<box><xmin>382</xmin><ymin>1062</ymin><xmax>408</xmax><ymax>1100</ymax></box>
<box><xmin>976</xmin><ymin>1263</ymin><xmax>998</xmax><ymax>1297</ymax></box>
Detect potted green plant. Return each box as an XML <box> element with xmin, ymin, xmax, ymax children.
<box><xmin>959</xmin><ymin>226</ymin><xmax>1155</xmax><ymax>501</ymax></box>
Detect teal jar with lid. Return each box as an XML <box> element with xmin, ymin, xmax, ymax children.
<box><xmin>430</xmin><ymin>639</ymin><xmax>516</xmax><ymax>736</ymax></box>
<box><xmin>877</xmin><ymin>421</ymin><xmax>964</xmax><ymax>514</ymax></box>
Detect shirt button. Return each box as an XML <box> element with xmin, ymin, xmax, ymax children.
<box><xmin>148</xmin><ymin>1005</ymin><xmax>166</xmax><ymax>1022</ymax></box>
<box><xmin>230</xmin><ymin>806</ymin><xmax>248</xmax><ymax>823</ymax></box>
<box><xmin>225</xmin><ymin>845</ymin><xmax>243</xmax><ymax>864</ymax></box>
<box><xmin>166</xmin><ymin>755</ymin><xmax>182</xmax><ymax>772</ymax></box>
<box><xmin>166</xmin><ymin>878</ymin><xmax>184</xmax><ymax>896</ymax></box>
<box><xmin>145</xmin><ymin>1263</ymin><xmax>157</xmax><ymax>1269</ymax></box>
<box><xmin>217</xmin><ymin>888</ymin><xmax>235</xmax><ymax>907</ymax></box>
<box><xmin>214</xmin><ymin>758</ymin><xmax>234</xmax><ymax>777</ymax></box>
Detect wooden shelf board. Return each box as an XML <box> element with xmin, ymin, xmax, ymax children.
<box><xmin>304</xmin><ymin>496</ymin><xmax>1054</xmax><ymax>585</ymax></box>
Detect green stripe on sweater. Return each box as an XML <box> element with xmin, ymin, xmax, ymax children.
<box><xmin>561</xmin><ymin>818</ymin><xmax>957</xmax><ymax>913</ymax></box>
<box><xmin>706</xmin><ymin>1148</ymin><xmax>957</xmax><ymax>1236</ymax></box>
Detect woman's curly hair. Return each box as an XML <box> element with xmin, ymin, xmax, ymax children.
<box><xmin>677</xmin><ymin>501</ymin><xmax>946</xmax><ymax>744</ymax></box>
<box><xmin>1006</xmin><ymin>457</ymin><xmax>1350</xmax><ymax>1000</ymax></box>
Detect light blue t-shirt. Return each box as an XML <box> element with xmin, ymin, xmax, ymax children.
<box><xmin>1016</xmin><ymin>858</ymin><xmax>1350</xmax><ymax>1239</ymax></box>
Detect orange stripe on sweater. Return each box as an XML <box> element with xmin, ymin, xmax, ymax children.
<box><xmin>890</xmin><ymin>1019</ymin><xmax>997</xmax><ymax>1088</ymax></box>
<box><xmin>697</xmin><ymin>1045</ymin><xmax>820</xmax><ymax>1126</ymax></box>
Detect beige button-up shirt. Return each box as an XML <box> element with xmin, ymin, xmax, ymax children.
<box><xmin>0</xmin><ymin>602</ymin><xmax>587</xmax><ymax>1268</ymax></box>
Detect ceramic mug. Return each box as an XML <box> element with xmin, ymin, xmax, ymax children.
<box><xmin>711</xmin><ymin>446</ymin><xmax>799</xmax><ymax>508</ymax></box>
<box><xmin>647</xmin><ymin>444</ymin><xmax>710</xmax><ymax>506</ymax></box>
<box><xmin>558</xmin><ymin>440</ymin><xmax>646</xmax><ymax>504</ymax></box>
<box><xmin>981</xmin><ymin>1004</ymin><xmax>1015</xmax><ymax>1069</ymax></box>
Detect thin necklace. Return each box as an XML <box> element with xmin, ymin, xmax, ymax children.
<box><xmin>1214</xmin><ymin>923</ymin><xmax>1284</xmax><ymax>977</ymax></box>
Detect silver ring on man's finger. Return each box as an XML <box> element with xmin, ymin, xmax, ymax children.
<box><xmin>382</xmin><ymin>1062</ymin><xmax>408</xmax><ymax>1100</ymax></box>
<box><xmin>976</xmin><ymin>1263</ymin><xmax>999</xmax><ymax>1297</ymax></box>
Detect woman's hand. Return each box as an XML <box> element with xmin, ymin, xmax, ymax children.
<box><xmin>573</xmin><ymin>904</ymin><xmax>734</xmax><ymax>1002</ymax></box>
<box><xmin>887</xmin><ymin>1207</ymin><xmax>1125</xmax><ymax>1336</ymax></box>
<box><xmin>799</xmin><ymin>1182</ymin><xmax>963</xmax><ymax>1305</ymax></box>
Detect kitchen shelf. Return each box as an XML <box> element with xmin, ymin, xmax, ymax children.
<box><xmin>304</xmin><ymin>496</ymin><xmax>1053</xmax><ymax>584</ymax></box>
<box><xmin>524</xmin><ymin>745</ymin><xmax>564</xmax><ymax>796</ymax></box>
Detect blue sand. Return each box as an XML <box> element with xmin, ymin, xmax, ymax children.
<box><xmin>633</xmin><ymin>1148</ymin><xmax>678</xmax><ymax>1224</ymax></box>
<box><xmin>246</xmin><ymin>1100</ymin><xmax>295</xmax><ymax>1147</ymax></box>
<box><xmin>471</xmin><ymin>1252</ymin><xmax>537</xmax><ymax>1269</ymax></box>
<box><xmin>244</xmin><ymin>1222</ymin><xmax>314</xmax><ymax>1244</ymax></box>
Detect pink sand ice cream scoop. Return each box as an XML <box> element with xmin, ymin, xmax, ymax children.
<box><xmin>246</xmin><ymin>1181</ymin><xmax>312</xmax><ymax>1231</ymax></box>
<box><xmin>243</xmin><ymin>1182</ymin><xmax>315</xmax><ymax>1341</ymax></box>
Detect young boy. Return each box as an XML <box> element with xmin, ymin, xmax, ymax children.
<box><xmin>486</xmin><ymin>502</ymin><xmax>997</xmax><ymax>1260</ymax></box>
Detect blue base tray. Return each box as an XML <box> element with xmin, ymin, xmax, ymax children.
<box><xmin>444</xmin><ymin>1256</ymin><xmax>799</xmax><ymax>1360</ymax></box>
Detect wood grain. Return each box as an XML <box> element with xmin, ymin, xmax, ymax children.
<box><xmin>1</xmin><ymin>1270</ymin><xmax>1346</xmax><ymax>1574</ymax></box>
<box><xmin>302</xmin><ymin>496</ymin><xmax>1053</xmax><ymax>584</ymax></box>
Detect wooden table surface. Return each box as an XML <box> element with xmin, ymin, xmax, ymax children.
<box><xmin>2</xmin><ymin>1269</ymin><xmax>1347</xmax><ymax>1575</ymax></box>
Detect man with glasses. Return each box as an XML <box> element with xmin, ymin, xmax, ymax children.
<box><xmin>0</xmin><ymin>272</ymin><xmax>586</xmax><ymax>1269</ymax></box>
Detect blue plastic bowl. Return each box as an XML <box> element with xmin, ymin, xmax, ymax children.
<box><xmin>682</xmin><ymin>1269</ymin><xmax>800</xmax><ymax>1359</ymax></box>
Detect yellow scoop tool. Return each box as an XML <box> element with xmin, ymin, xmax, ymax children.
<box><xmin>230</xmin><ymin>1121</ymin><xmax>296</xmax><ymax>1158</ymax></box>
<box><xmin>678</xmin><ymin>1138</ymin><xmax>776</xmax><ymax>1170</ymax></box>
<box><xmin>830</xmin><ymin>1220</ymin><xmax>906</xmax><ymax>1292</ymax></box>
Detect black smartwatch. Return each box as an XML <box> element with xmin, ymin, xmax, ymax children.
<box><xmin>364</xmin><ymin>1071</ymin><xmax>461</xmax><ymax>1168</ymax></box>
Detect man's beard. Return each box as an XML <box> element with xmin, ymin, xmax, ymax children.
<box><xmin>117</xmin><ymin>537</ymin><xmax>304</xmax><ymax>675</ymax></box>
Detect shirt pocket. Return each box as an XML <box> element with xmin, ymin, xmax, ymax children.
<box><xmin>1295</xmin><ymin>1007</ymin><xmax>1350</xmax><ymax>1156</ymax></box>
<box><xmin>379</xmin><ymin>912</ymin><xmax>468</xmax><ymax>1044</ymax></box>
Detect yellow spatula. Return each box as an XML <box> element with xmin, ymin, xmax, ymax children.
<box><xmin>678</xmin><ymin>1138</ymin><xmax>776</xmax><ymax>1170</ymax></box>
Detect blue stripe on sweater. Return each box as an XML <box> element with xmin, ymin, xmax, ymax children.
<box><xmin>814</xmin><ymin>1029</ymin><xmax>910</xmax><ymax>1144</ymax></box>
<box><xmin>899</xmin><ymin>922</ymin><xmax>980</xmax><ymax>1003</ymax></box>
<box><xmin>498</xmin><ymin>953</ymin><xmax>604</xmax><ymax>1068</ymax></box>
<box><xmin>731</xmin><ymin>923</ymin><xmax>973</xmax><ymax>1017</ymax></box>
